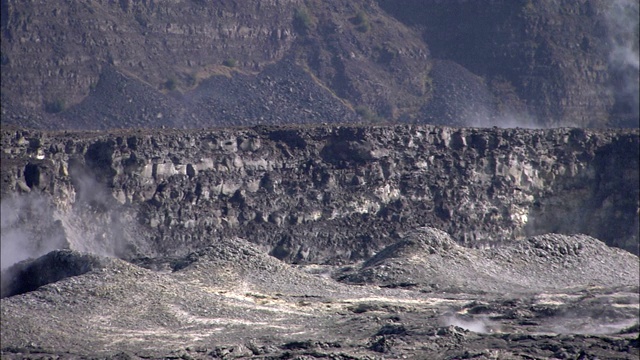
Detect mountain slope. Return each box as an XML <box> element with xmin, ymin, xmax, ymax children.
<box><xmin>1</xmin><ymin>0</ymin><xmax>637</xmax><ymax>129</ymax></box>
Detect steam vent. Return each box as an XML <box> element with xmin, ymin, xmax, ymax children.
<box><xmin>1</xmin><ymin>0</ymin><xmax>639</xmax><ymax>358</ymax></box>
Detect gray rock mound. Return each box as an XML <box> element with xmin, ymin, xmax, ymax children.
<box><xmin>337</xmin><ymin>227</ymin><xmax>481</xmax><ymax>291</ymax></box>
<box><xmin>486</xmin><ymin>233</ymin><xmax>640</xmax><ymax>290</ymax></box>
<box><xmin>362</xmin><ymin>227</ymin><xmax>457</xmax><ymax>268</ymax></box>
<box><xmin>0</xmin><ymin>249</ymin><xmax>109</xmax><ymax>298</ymax></box>
<box><xmin>169</xmin><ymin>237</ymin><xmax>344</xmax><ymax>297</ymax></box>
<box><xmin>0</xmin><ymin>231</ymin><xmax>637</xmax><ymax>359</ymax></box>
<box><xmin>338</xmin><ymin>228</ymin><xmax>640</xmax><ymax>294</ymax></box>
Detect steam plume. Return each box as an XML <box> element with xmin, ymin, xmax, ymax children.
<box><xmin>605</xmin><ymin>0</ymin><xmax>640</xmax><ymax>127</ymax></box>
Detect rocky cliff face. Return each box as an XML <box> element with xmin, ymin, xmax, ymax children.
<box><xmin>1</xmin><ymin>0</ymin><xmax>297</xmax><ymax>107</ymax></box>
<box><xmin>379</xmin><ymin>0</ymin><xmax>640</xmax><ymax>128</ymax></box>
<box><xmin>0</xmin><ymin>0</ymin><xmax>431</xmax><ymax>129</ymax></box>
<box><xmin>2</xmin><ymin>2</ymin><xmax>639</xmax><ymax>355</ymax></box>
<box><xmin>2</xmin><ymin>125</ymin><xmax>637</xmax><ymax>269</ymax></box>
<box><xmin>1</xmin><ymin>0</ymin><xmax>637</xmax><ymax>129</ymax></box>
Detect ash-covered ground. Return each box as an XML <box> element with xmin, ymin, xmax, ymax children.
<box><xmin>1</xmin><ymin>125</ymin><xmax>639</xmax><ymax>359</ymax></box>
<box><xmin>1</xmin><ymin>232</ymin><xmax>638</xmax><ymax>359</ymax></box>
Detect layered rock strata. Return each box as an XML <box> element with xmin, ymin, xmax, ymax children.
<box><xmin>1</xmin><ymin>125</ymin><xmax>638</xmax><ymax>267</ymax></box>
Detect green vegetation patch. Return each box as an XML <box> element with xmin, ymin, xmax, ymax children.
<box><xmin>352</xmin><ymin>11</ymin><xmax>371</xmax><ymax>33</ymax></box>
<box><xmin>374</xmin><ymin>44</ymin><xmax>397</xmax><ymax>65</ymax></box>
<box><xmin>164</xmin><ymin>78</ymin><xmax>177</xmax><ymax>91</ymax></box>
<box><xmin>355</xmin><ymin>105</ymin><xmax>384</xmax><ymax>123</ymax></box>
<box><xmin>44</xmin><ymin>98</ymin><xmax>65</xmax><ymax>113</ymax></box>
<box><xmin>293</xmin><ymin>6</ymin><xmax>315</xmax><ymax>35</ymax></box>
<box><xmin>222</xmin><ymin>59</ymin><xmax>237</xmax><ymax>68</ymax></box>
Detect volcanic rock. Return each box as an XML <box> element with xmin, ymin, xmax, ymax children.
<box><xmin>337</xmin><ymin>228</ymin><xmax>640</xmax><ymax>294</ymax></box>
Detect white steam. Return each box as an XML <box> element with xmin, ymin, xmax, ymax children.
<box><xmin>606</xmin><ymin>0</ymin><xmax>640</xmax><ymax>73</ymax></box>
<box><xmin>548</xmin><ymin>318</ymin><xmax>639</xmax><ymax>335</ymax></box>
<box><xmin>0</xmin><ymin>193</ymin><xmax>67</xmax><ymax>269</ymax></box>
<box><xmin>471</xmin><ymin>109</ymin><xmax>543</xmax><ymax>129</ymax></box>
<box><xmin>440</xmin><ymin>313</ymin><xmax>497</xmax><ymax>334</ymax></box>
<box><xmin>470</xmin><ymin>0</ymin><xmax>639</xmax><ymax>129</ymax></box>
<box><xmin>1</xmin><ymin>165</ymin><xmax>138</xmax><ymax>270</ymax></box>
<box><xmin>605</xmin><ymin>0</ymin><xmax>640</xmax><ymax>125</ymax></box>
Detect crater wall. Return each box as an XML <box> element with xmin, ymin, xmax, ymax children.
<box><xmin>1</xmin><ymin>125</ymin><xmax>638</xmax><ymax>266</ymax></box>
